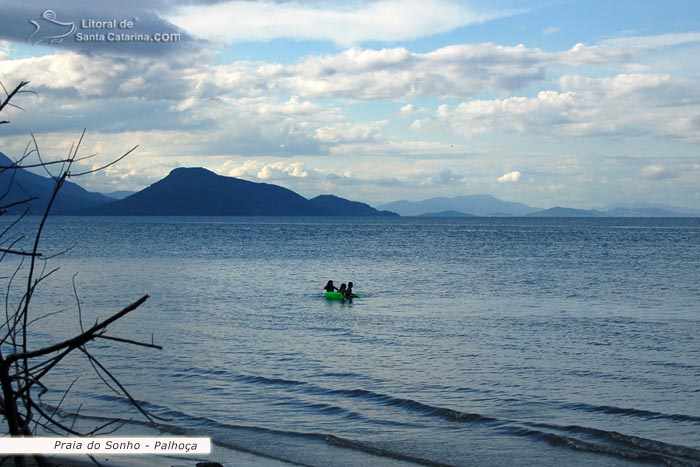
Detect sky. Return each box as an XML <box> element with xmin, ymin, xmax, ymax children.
<box><xmin>0</xmin><ymin>0</ymin><xmax>699</xmax><ymax>209</ymax></box>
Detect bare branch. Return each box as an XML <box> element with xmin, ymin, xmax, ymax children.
<box><xmin>78</xmin><ymin>348</ymin><xmax>166</xmax><ymax>423</ymax></box>
<box><xmin>96</xmin><ymin>335</ymin><xmax>163</xmax><ymax>350</ymax></box>
<box><xmin>69</xmin><ymin>145</ymin><xmax>139</xmax><ymax>177</ymax></box>
<box><xmin>6</xmin><ymin>295</ymin><xmax>149</xmax><ymax>364</ymax></box>
<box><xmin>0</xmin><ymin>81</ymin><xmax>30</xmax><ymax>117</ymax></box>
<box><xmin>0</xmin><ymin>249</ymin><xmax>41</xmax><ymax>258</ymax></box>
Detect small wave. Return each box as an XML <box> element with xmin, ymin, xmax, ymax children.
<box><xmin>45</xmin><ymin>401</ymin><xmax>455</xmax><ymax>466</ymax></box>
<box><xmin>523</xmin><ymin>421</ymin><xmax>700</xmax><ymax>462</ymax></box>
<box><xmin>235</xmin><ymin>373</ymin><xmax>309</xmax><ymax>387</ymax></box>
<box><xmin>226</xmin><ymin>372</ymin><xmax>499</xmax><ymax>425</ymax></box>
<box><xmin>505</xmin><ymin>426</ymin><xmax>700</xmax><ymax>467</ymax></box>
<box><xmin>326</xmin><ymin>435</ymin><xmax>457</xmax><ymax>467</ymax></box>
<box><xmin>45</xmin><ymin>394</ymin><xmax>700</xmax><ymax>467</ymax></box>
<box><xmin>561</xmin><ymin>401</ymin><xmax>700</xmax><ymax>424</ymax></box>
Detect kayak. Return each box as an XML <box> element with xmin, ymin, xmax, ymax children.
<box><xmin>325</xmin><ymin>291</ymin><xmax>361</xmax><ymax>300</ymax></box>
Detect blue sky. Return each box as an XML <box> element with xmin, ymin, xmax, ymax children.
<box><xmin>0</xmin><ymin>0</ymin><xmax>699</xmax><ymax>208</ymax></box>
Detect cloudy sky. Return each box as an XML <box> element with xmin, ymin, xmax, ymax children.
<box><xmin>0</xmin><ymin>0</ymin><xmax>699</xmax><ymax>208</ymax></box>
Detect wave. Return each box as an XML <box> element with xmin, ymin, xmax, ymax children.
<box><xmin>51</xmin><ymin>378</ymin><xmax>700</xmax><ymax>467</ymax></box>
<box><xmin>506</xmin><ymin>427</ymin><xmax>698</xmax><ymax>467</ymax></box>
<box><xmin>560</xmin><ymin>401</ymin><xmax>700</xmax><ymax>424</ymax></box>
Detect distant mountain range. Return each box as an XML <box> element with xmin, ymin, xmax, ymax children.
<box><xmin>379</xmin><ymin>195</ymin><xmax>540</xmax><ymax>217</ymax></box>
<box><xmin>1</xmin><ymin>152</ymin><xmax>697</xmax><ymax>217</ymax></box>
<box><xmin>0</xmin><ymin>152</ymin><xmax>112</xmax><ymax>214</ymax></box>
<box><xmin>379</xmin><ymin>195</ymin><xmax>698</xmax><ymax>218</ymax></box>
<box><xmin>0</xmin><ymin>158</ymin><xmax>395</xmax><ymax>216</ymax></box>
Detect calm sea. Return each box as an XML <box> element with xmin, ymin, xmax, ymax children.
<box><xmin>3</xmin><ymin>216</ymin><xmax>699</xmax><ymax>466</ymax></box>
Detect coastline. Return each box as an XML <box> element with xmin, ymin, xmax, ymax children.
<box><xmin>13</xmin><ymin>443</ymin><xmax>297</xmax><ymax>467</ymax></box>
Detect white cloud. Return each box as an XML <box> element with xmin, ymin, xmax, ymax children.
<box><xmin>314</xmin><ymin>121</ymin><xmax>386</xmax><ymax>143</ymax></box>
<box><xmin>542</xmin><ymin>26</ymin><xmax>559</xmax><ymax>36</ymax></box>
<box><xmin>497</xmin><ymin>171</ymin><xmax>522</xmax><ymax>183</ymax></box>
<box><xmin>599</xmin><ymin>32</ymin><xmax>700</xmax><ymax>50</ymax></box>
<box><xmin>0</xmin><ymin>40</ymin><xmax>9</xmax><ymax>59</ymax></box>
<box><xmin>641</xmin><ymin>164</ymin><xmax>677</xmax><ymax>180</ymax></box>
<box><xmin>257</xmin><ymin>161</ymin><xmax>310</xmax><ymax>180</ymax></box>
<box><xmin>420</xmin><ymin>168</ymin><xmax>465</xmax><ymax>186</ymax></box>
<box><xmin>398</xmin><ymin>104</ymin><xmax>426</xmax><ymax>117</ymax></box>
<box><xmin>429</xmin><ymin>73</ymin><xmax>700</xmax><ymax>142</ymax></box>
<box><xmin>167</xmin><ymin>0</ymin><xmax>504</xmax><ymax>46</ymax></box>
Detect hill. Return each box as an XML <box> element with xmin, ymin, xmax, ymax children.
<box><xmin>81</xmin><ymin>167</ymin><xmax>328</xmax><ymax>216</ymax></box>
<box><xmin>0</xmin><ymin>152</ymin><xmax>112</xmax><ymax>214</ymax></box>
<box><xmin>379</xmin><ymin>195</ymin><xmax>538</xmax><ymax>217</ymax></box>
<box><xmin>309</xmin><ymin>195</ymin><xmax>398</xmax><ymax>216</ymax></box>
<box><xmin>526</xmin><ymin>207</ymin><xmax>604</xmax><ymax>217</ymax></box>
<box><xmin>417</xmin><ymin>210</ymin><xmax>476</xmax><ymax>218</ymax></box>
<box><xmin>81</xmin><ymin>168</ymin><xmax>395</xmax><ymax>216</ymax></box>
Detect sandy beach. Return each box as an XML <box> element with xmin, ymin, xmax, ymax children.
<box><xmin>8</xmin><ymin>443</ymin><xmax>296</xmax><ymax>467</ymax></box>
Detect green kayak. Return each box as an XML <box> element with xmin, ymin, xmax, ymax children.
<box><xmin>325</xmin><ymin>291</ymin><xmax>361</xmax><ymax>300</ymax></box>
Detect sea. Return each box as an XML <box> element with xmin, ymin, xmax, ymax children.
<box><xmin>1</xmin><ymin>216</ymin><xmax>699</xmax><ymax>466</ymax></box>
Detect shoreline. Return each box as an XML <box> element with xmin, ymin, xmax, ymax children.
<box><xmin>8</xmin><ymin>445</ymin><xmax>297</xmax><ymax>467</ymax></box>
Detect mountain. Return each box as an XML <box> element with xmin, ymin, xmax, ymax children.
<box><xmin>606</xmin><ymin>207</ymin><xmax>686</xmax><ymax>217</ymax></box>
<box><xmin>309</xmin><ymin>195</ymin><xmax>398</xmax><ymax>216</ymax></box>
<box><xmin>102</xmin><ymin>190</ymin><xmax>136</xmax><ymax>200</ymax></box>
<box><xmin>81</xmin><ymin>167</ymin><xmax>328</xmax><ymax>216</ymax></box>
<box><xmin>378</xmin><ymin>195</ymin><xmax>538</xmax><ymax>217</ymax></box>
<box><xmin>417</xmin><ymin>210</ymin><xmax>476</xmax><ymax>217</ymax></box>
<box><xmin>526</xmin><ymin>207</ymin><xmax>604</xmax><ymax>217</ymax></box>
<box><xmin>81</xmin><ymin>168</ymin><xmax>394</xmax><ymax>216</ymax></box>
<box><xmin>603</xmin><ymin>202</ymin><xmax>700</xmax><ymax>217</ymax></box>
<box><xmin>0</xmin><ymin>152</ymin><xmax>112</xmax><ymax>214</ymax></box>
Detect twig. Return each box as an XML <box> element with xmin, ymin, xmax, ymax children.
<box><xmin>69</xmin><ymin>145</ymin><xmax>139</xmax><ymax>177</ymax></box>
<box><xmin>96</xmin><ymin>335</ymin><xmax>163</xmax><ymax>350</ymax></box>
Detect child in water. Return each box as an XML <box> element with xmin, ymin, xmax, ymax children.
<box><xmin>324</xmin><ymin>280</ymin><xmax>338</xmax><ymax>292</ymax></box>
<box><xmin>345</xmin><ymin>281</ymin><xmax>354</xmax><ymax>298</ymax></box>
<box><xmin>338</xmin><ymin>283</ymin><xmax>347</xmax><ymax>295</ymax></box>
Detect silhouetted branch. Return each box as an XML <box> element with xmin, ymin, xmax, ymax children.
<box><xmin>1</xmin><ymin>81</ymin><xmax>157</xmax><ymax>461</ymax></box>
<box><xmin>5</xmin><ymin>295</ymin><xmax>149</xmax><ymax>364</ymax></box>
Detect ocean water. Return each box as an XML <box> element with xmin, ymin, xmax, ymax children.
<box><xmin>2</xmin><ymin>216</ymin><xmax>699</xmax><ymax>466</ymax></box>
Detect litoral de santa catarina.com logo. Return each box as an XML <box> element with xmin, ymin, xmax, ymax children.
<box><xmin>27</xmin><ymin>9</ymin><xmax>181</xmax><ymax>45</ymax></box>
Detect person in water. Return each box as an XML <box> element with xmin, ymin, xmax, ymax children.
<box><xmin>324</xmin><ymin>280</ymin><xmax>338</xmax><ymax>292</ymax></box>
<box><xmin>345</xmin><ymin>281</ymin><xmax>354</xmax><ymax>298</ymax></box>
<box><xmin>338</xmin><ymin>283</ymin><xmax>347</xmax><ymax>295</ymax></box>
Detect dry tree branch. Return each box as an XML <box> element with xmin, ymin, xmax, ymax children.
<box><xmin>96</xmin><ymin>335</ymin><xmax>163</xmax><ymax>350</ymax></box>
<box><xmin>0</xmin><ymin>81</ymin><xmax>30</xmax><ymax>120</ymax></box>
<box><xmin>6</xmin><ymin>295</ymin><xmax>149</xmax><ymax>364</ymax></box>
<box><xmin>1</xmin><ymin>80</ymin><xmax>158</xmax><ymax>462</ymax></box>
<box><xmin>68</xmin><ymin>145</ymin><xmax>139</xmax><ymax>177</ymax></box>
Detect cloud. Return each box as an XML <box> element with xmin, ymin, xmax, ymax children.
<box><xmin>427</xmin><ymin>73</ymin><xmax>700</xmax><ymax>142</ymax></box>
<box><xmin>0</xmin><ymin>51</ymin><xmax>202</xmax><ymax>100</ymax></box>
<box><xmin>497</xmin><ymin>171</ymin><xmax>522</xmax><ymax>183</ymax></box>
<box><xmin>542</xmin><ymin>26</ymin><xmax>558</xmax><ymax>36</ymax></box>
<box><xmin>167</xmin><ymin>0</ymin><xmax>506</xmax><ymax>46</ymax></box>
<box><xmin>194</xmin><ymin>44</ymin><xmax>545</xmax><ymax>100</ymax></box>
<box><xmin>420</xmin><ymin>168</ymin><xmax>465</xmax><ymax>186</ymax></box>
<box><xmin>398</xmin><ymin>104</ymin><xmax>428</xmax><ymax>117</ymax></box>
<box><xmin>314</xmin><ymin>121</ymin><xmax>386</xmax><ymax>144</ymax></box>
<box><xmin>1</xmin><ymin>39</ymin><xmax>655</xmax><ymax>107</ymax></box>
<box><xmin>641</xmin><ymin>164</ymin><xmax>677</xmax><ymax>180</ymax></box>
<box><xmin>186</xmin><ymin>41</ymin><xmax>645</xmax><ymax>101</ymax></box>
<box><xmin>0</xmin><ymin>40</ymin><xmax>9</xmax><ymax>58</ymax></box>
<box><xmin>599</xmin><ymin>32</ymin><xmax>700</xmax><ymax>50</ymax></box>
